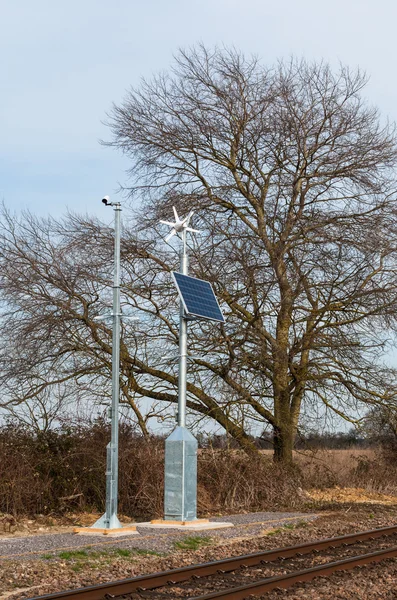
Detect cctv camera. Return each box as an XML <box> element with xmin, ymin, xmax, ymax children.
<box><xmin>102</xmin><ymin>195</ymin><xmax>110</xmax><ymax>206</ymax></box>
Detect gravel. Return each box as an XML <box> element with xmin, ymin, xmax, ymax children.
<box><xmin>262</xmin><ymin>557</ymin><xmax>397</xmax><ymax>599</ymax></box>
<box><xmin>0</xmin><ymin>511</ymin><xmax>316</xmax><ymax>560</ymax></box>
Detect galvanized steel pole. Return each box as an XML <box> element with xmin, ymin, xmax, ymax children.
<box><xmin>93</xmin><ymin>201</ymin><xmax>122</xmax><ymax>530</ymax></box>
<box><xmin>164</xmin><ymin>225</ymin><xmax>198</xmax><ymax>522</ymax></box>
<box><xmin>177</xmin><ymin>229</ymin><xmax>188</xmax><ymax>428</ymax></box>
<box><xmin>108</xmin><ymin>203</ymin><xmax>122</xmax><ymax>528</ymax></box>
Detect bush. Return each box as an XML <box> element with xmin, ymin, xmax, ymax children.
<box><xmin>0</xmin><ymin>421</ymin><xmax>303</xmax><ymax>518</ymax></box>
<box><xmin>5</xmin><ymin>421</ymin><xmax>397</xmax><ymax>519</ymax></box>
<box><xmin>198</xmin><ymin>450</ymin><xmax>302</xmax><ymax>513</ymax></box>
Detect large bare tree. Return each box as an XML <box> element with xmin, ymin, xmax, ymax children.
<box><xmin>2</xmin><ymin>47</ymin><xmax>397</xmax><ymax>463</ymax></box>
<box><xmin>106</xmin><ymin>47</ymin><xmax>397</xmax><ymax>461</ymax></box>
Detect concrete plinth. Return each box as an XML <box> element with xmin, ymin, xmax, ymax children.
<box><xmin>74</xmin><ymin>525</ymin><xmax>138</xmax><ymax>536</ymax></box>
<box><xmin>135</xmin><ymin>519</ymin><xmax>234</xmax><ymax>531</ymax></box>
<box><xmin>164</xmin><ymin>426</ymin><xmax>198</xmax><ymax>521</ymax></box>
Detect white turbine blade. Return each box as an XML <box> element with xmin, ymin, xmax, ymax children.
<box><xmin>182</xmin><ymin>210</ymin><xmax>194</xmax><ymax>225</ymax></box>
<box><xmin>165</xmin><ymin>228</ymin><xmax>177</xmax><ymax>242</ymax></box>
<box><xmin>160</xmin><ymin>220</ymin><xmax>176</xmax><ymax>227</ymax></box>
<box><xmin>185</xmin><ymin>227</ymin><xmax>201</xmax><ymax>234</ymax></box>
<box><xmin>173</xmin><ymin>206</ymin><xmax>179</xmax><ymax>221</ymax></box>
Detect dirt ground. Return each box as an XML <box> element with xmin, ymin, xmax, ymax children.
<box><xmin>0</xmin><ymin>511</ymin><xmax>131</xmax><ymax>538</ymax></box>
<box><xmin>2</xmin><ymin>488</ymin><xmax>397</xmax><ymax>599</ymax></box>
<box><xmin>306</xmin><ymin>486</ymin><xmax>397</xmax><ymax>505</ymax></box>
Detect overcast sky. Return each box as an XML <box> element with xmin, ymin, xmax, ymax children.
<box><xmin>2</xmin><ymin>0</ymin><xmax>397</xmax><ymax>219</ymax></box>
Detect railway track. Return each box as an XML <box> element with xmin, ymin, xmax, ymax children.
<box><xmin>29</xmin><ymin>524</ymin><xmax>397</xmax><ymax>600</ymax></box>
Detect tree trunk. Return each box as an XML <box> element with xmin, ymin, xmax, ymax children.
<box><xmin>273</xmin><ymin>423</ymin><xmax>294</xmax><ymax>463</ymax></box>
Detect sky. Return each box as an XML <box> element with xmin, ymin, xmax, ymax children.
<box><xmin>2</xmin><ymin>0</ymin><xmax>397</xmax><ymax>220</ymax></box>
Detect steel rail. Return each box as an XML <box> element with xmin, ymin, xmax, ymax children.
<box><xmin>28</xmin><ymin>525</ymin><xmax>397</xmax><ymax>600</ymax></box>
<box><xmin>192</xmin><ymin>545</ymin><xmax>397</xmax><ymax>599</ymax></box>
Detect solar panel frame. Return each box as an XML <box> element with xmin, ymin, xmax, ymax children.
<box><xmin>171</xmin><ymin>272</ymin><xmax>225</xmax><ymax>323</ymax></box>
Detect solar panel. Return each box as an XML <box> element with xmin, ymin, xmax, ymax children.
<box><xmin>172</xmin><ymin>272</ymin><xmax>225</xmax><ymax>323</ymax></box>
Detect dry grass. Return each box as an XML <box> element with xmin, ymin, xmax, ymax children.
<box><xmin>296</xmin><ymin>449</ymin><xmax>375</xmax><ymax>488</ymax></box>
<box><xmin>295</xmin><ymin>448</ymin><xmax>397</xmax><ymax>498</ymax></box>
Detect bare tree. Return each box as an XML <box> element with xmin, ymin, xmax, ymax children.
<box><xmin>2</xmin><ymin>48</ymin><xmax>397</xmax><ymax>463</ymax></box>
<box><xmin>1</xmin><ymin>384</ymin><xmax>77</xmax><ymax>433</ymax></box>
<box><xmin>105</xmin><ymin>47</ymin><xmax>397</xmax><ymax>461</ymax></box>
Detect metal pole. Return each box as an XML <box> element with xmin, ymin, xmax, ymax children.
<box><xmin>93</xmin><ymin>202</ymin><xmax>122</xmax><ymax>530</ymax></box>
<box><xmin>108</xmin><ymin>203</ymin><xmax>121</xmax><ymax>527</ymax></box>
<box><xmin>177</xmin><ymin>229</ymin><xmax>188</xmax><ymax>427</ymax></box>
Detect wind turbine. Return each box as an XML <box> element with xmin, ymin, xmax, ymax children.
<box><xmin>160</xmin><ymin>206</ymin><xmax>200</xmax><ymax>242</ymax></box>
<box><xmin>159</xmin><ymin>205</ymin><xmax>199</xmax><ymax>522</ymax></box>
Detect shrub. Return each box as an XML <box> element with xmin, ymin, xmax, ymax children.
<box><xmin>0</xmin><ymin>421</ymin><xmax>303</xmax><ymax>518</ymax></box>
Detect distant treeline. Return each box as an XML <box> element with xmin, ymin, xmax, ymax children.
<box><xmin>197</xmin><ymin>430</ymin><xmax>373</xmax><ymax>451</ymax></box>
<box><xmin>198</xmin><ymin>406</ymin><xmax>397</xmax><ymax>450</ymax></box>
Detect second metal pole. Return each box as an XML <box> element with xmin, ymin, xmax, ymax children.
<box><xmin>164</xmin><ymin>227</ymin><xmax>198</xmax><ymax>521</ymax></box>
<box><xmin>177</xmin><ymin>229</ymin><xmax>188</xmax><ymax>427</ymax></box>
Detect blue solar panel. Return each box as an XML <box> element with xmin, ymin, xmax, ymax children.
<box><xmin>172</xmin><ymin>272</ymin><xmax>225</xmax><ymax>323</ymax></box>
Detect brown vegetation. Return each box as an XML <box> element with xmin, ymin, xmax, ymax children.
<box><xmin>1</xmin><ymin>422</ymin><xmax>397</xmax><ymax>519</ymax></box>
<box><xmin>0</xmin><ymin>422</ymin><xmax>303</xmax><ymax>518</ymax></box>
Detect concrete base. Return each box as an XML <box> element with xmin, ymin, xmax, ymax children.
<box><xmin>135</xmin><ymin>519</ymin><xmax>234</xmax><ymax>531</ymax></box>
<box><xmin>74</xmin><ymin>525</ymin><xmax>138</xmax><ymax>536</ymax></box>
